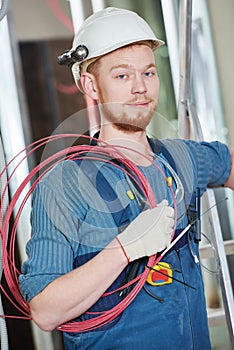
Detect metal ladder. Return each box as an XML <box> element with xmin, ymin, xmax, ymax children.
<box><xmin>177</xmin><ymin>0</ymin><xmax>234</xmax><ymax>347</ymax></box>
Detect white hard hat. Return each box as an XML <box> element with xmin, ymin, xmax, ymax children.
<box><xmin>58</xmin><ymin>7</ymin><xmax>164</xmax><ymax>91</ymax></box>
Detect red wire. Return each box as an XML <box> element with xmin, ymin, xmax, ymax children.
<box><xmin>45</xmin><ymin>0</ymin><xmax>73</xmax><ymax>32</ymax></box>
<box><xmin>56</xmin><ymin>82</ymin><xmax>78</xmax><ymax>95</ymax></box>
<box><xmin>0</xmin><ymin>134</ymin><xmax>177</xmax><ymax>330</ymax></box>
<box><xmin>44</xmin><ymin>0</ymin><xmax>78</xmax><ymax>95</ymax></box>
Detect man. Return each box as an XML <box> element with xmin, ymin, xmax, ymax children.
<box><xmin>19</xmin><ymin>7</ymin><xmax>234</xmax><ymax>350</ymax></box>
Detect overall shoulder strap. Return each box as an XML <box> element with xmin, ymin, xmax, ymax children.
<box><xmin>152</xmin><ymin>138</ymin><xmax>200</xmax><ymax>240</ymax></box>
<box><xmin>148</xmin><ymin>138</ymin><xmax>196</xmax><ymax>207</ymax></box>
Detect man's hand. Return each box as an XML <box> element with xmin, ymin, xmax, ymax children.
<box><xmin>116</xmin><ymin>200</ymin><xmax>174</xmax><ymax>262</ymax></box>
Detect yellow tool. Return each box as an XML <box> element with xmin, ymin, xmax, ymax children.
<box><xmin>146</xmin><ymin>262</ymin><xmax>172</xmax><ymax>286</ymax></box>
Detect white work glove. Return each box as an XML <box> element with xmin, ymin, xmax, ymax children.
<box><xmin>116</xmin><ymin>200</ymin><xmax>174</xmax><ymax>262</ymax></box>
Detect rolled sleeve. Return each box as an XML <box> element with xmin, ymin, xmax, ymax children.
<box><xmin>184</xmin><ymin>140</ymin><xmax>231</xmax><ymax>190</ymax></box>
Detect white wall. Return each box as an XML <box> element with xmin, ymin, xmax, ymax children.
<box><xmin>11</xmin><ymin>0</ymin><xmax>72</xmax><ymax>40</ymax></box>
<box><xmin>208</xmin><ymin>0</ymin><xmax>234</xmax><ymax>148</ymax></box>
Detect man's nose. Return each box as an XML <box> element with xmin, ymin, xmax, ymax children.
<box><xmin>131</xmin><ymin>75</ymin><xmax>147</xmax><ymax>94</ymax></box>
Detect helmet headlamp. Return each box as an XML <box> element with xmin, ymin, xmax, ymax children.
<box><xmin>58</xmin><ymin>45</ymin><xmax>89</xmax><ymax>67</ymax></box>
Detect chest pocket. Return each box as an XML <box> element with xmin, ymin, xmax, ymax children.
<box><xmin>74</xmin><ymin>157</ymin><xmax>140</xmax><ymax>230</ymax></box>
<box><xmin>96</xmin><ymin>166</ymin><xmax>138</xmax><ymax>230</ymax></box>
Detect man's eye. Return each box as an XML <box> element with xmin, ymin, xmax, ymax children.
<box><xmin>117</xmin><ymin>74</ymin><xmax>127</xmax><ymax>79</ymax></box>
<box><xmin>145</xmin><ymin>71</ymin><xmax>154</xmax><ymax>77</ymax></box>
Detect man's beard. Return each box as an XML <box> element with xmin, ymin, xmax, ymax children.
<box><xmin>99</xmin><ymin>100</ymin><xmax>156</xmax><ymax>133</ymax></box>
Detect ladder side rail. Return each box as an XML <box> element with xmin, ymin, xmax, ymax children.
<box><xmin>177</xmin><ymin>0</ymin><xmax>234</xmax><ymax>346</ymax></box>
<box><xmin>206</xmin><ymin>189</ymin><xmax>234</xmax><ymax>346</ymax></box>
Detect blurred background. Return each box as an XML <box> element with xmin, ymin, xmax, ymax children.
<box><xmin>0</xmin><ymin>0</ymin><xmax>233</xmax><ymax>349</ymax></box>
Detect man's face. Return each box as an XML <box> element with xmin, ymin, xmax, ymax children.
<box><xmin>93</xmin><ymin>44</ymin><xmax>160</xmax><ymax>132</ymax></box>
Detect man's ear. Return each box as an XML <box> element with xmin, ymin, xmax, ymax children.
<box><xmin>80</xmin><ymin>73</ymin><xmax>98</xmax><ymax>100</ymax></box>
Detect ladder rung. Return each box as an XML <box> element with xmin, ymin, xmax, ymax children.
<box><xmin>208</xmin><ymin>308</ymin><xmax>226</xmax><ymax>327</ymax></box>
<box><xmin>200</xmin><ymin>240</ymin><xmax>234</xmax><ymax>259</ymax></box>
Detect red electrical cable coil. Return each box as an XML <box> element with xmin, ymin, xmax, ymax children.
<box><xmin>0</xmin><ymin>134</ymin><xmax>177</xmax><ymax>332</ymax></box>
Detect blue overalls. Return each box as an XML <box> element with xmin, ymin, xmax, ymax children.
<box><xmin>63</xmin><ymin>139</ymin><xmax>211</xmax><ymax>349</ymax></box>
<box><xmin>19</xmin><ymin>138</ymin><xmax>232</xmax><ymax>349</ymax></box>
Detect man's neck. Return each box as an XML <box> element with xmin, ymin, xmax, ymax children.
<box><xmin>99</xmin><ymin>125</ymin><xmax>153</xmax><ymax>166</ymax></box>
